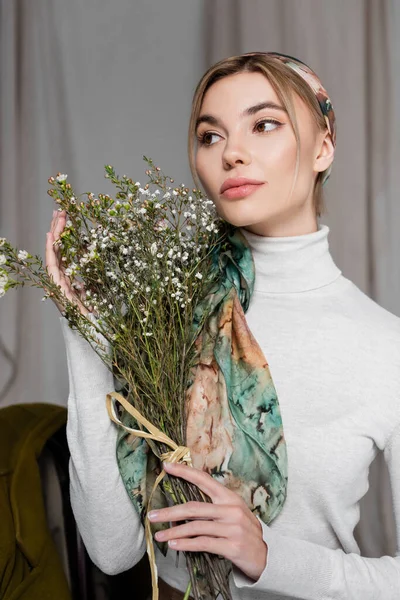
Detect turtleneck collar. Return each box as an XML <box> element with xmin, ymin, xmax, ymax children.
<box><xmin>240</xmin><ymin>223</ymin><xmax>342</xmax><ymax>294</ymax></box>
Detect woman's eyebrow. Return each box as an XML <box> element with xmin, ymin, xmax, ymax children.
<box><xmin>195</xmin><ymin>101</ymin><xmax>287</xmax><ymax>131</ymax></box>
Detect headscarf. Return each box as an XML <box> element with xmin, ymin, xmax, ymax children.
<box><xmin>114</xmin><ymin>52</ymin><xmax>335</xmax><ymax>548</ymax></box>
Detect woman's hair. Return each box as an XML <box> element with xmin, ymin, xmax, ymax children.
<box><xmin>188</xmin><ymin>53</ymin><xmax>330</xmax><ymax>218</ymax></box>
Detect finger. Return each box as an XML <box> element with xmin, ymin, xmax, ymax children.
<box><xmin>50</xmin><ymin>209</ymin><xmax>63</xmax><ymax>235</ymax></box>
<box><xmin>48</xmin><ymin>212</ymin><xmax>69</xmax><ymax>281</ymax></box>
<box><xmin>165</xmin><ymin>535</ymin><xmax>233</xmax><ymax>560</ymax></box>
<box><xmin>49</xmin><ymin>211</ymin><xmax>57</xmax><ymax>234</ymax></box>
<box><xmin>155</xmin><ymin>520</ymin><xmax>233</xmax><ymax>543</ymax></box>
<box><xmin>53</xmin><ymin>211</ymin><xmax>66</xmax><ymax>242</ymax></box>
<box><xmin>162</xmin><ymin>461</ymin><xmax>239</xmax><ymax>503</ymax></box>
<box><xmin>46</xmin><ymin>232</ymin><xmax>71</xmax><ymax>298</ymax></box>
<box><xmin>45</xmin><ymin>232</ymin><xmax>62</xmax><ymax>286</ymax></box>
<box><xmin>148</xmin><ymin>501</ymin><xmax>242</xmax><ymax>524</ymax></box>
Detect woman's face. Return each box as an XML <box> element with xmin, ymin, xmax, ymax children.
<box><xmin>194</xmin><ymin>71</ymin><xmax>334</xmax><ymax>236</ymax></box>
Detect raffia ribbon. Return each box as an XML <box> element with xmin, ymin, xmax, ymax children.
<box><xmin>106</xmin><ymin>391</ymin><xmax>203</xmax><ymax>600</ymax></box>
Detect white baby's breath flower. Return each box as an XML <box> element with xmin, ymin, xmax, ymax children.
<box><xmin>0</xmin><ymin>273</ymin><xmax>8</xmax><ymax>286</ymax></box>
<box><xmin>0</xmin><ymin>254</ymin><xmax>6</xmax><ymax>265</ymax></box>
<box><xmin>17</xmin><ymin>250</ymin><xmax>29</xmax><ymax>261</ymax></box>
<box><xmin>0</xmin><ymin>288</ymin><xmax>5</xmax><ymax>298</ymax></box>
<box><xmin>150</xmin><ymin>243</ymin><xmax>157</xmax><ymax>256</ymax></box>
<box><xmin>56</xmin><ymin>173</ymin><xmax>68</xmax><ymax>183</ymax></box>
<box><xmin>0</xmin><ymin>238</ymin><xmax>6</xmax><ymax>247</ymax></box>
<box><xmin>195</xmin><ymin>272</ymin><xmax>203</xmax><ymax>280</ymax></box>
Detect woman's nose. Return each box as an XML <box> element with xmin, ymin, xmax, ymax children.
<box><xmin>222</xmin><ymin>139</ymin><xmax>252</xmax><ymax>168</ymax></box>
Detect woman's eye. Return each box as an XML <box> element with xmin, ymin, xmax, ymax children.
<box><xmin>254</xmin><ymin>118</ymin><xmax>281</xmax><ymax>133</ymax></box>
<box><xmin>197</xmin><ymin>132</ymin><xmax>220</xmax><ymax>147</ymax></box>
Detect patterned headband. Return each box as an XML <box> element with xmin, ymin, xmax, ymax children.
<box><xmin>243</xmin><ymin>51</ymin><xmax>336</xmax><ymax>186</ymax></box>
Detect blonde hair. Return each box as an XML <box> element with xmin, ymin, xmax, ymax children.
<box><xmin>188</xmin><ymin>53</ymin><xmax>330</xmax><ymax>218</ymax></box>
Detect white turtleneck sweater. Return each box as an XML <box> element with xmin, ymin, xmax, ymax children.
<box><xmin>60</xmin><ymin>223</ymin><xmax>400</xmax><ymax>599</ymax></box>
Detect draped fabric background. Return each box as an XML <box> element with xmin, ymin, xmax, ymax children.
<box><xmin>1</xmin><ymin>0</ymin><xmax>399</xmax><ymax>563</ymax></box>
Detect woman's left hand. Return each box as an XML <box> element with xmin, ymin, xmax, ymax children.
<box><xmin>148</xmin><ymin>460</ymin><xmax>268</xmax><ymax>582</ymax></box>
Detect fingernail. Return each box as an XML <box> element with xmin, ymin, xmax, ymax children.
<box><xmin>148</xmin><ymin>511</ymin><xmax>158</xmax><ymax>521</ymax></box>
<box><xmin>168</xmin><ymin>540</ymin><xmax>177</xmax><ymax>546</ymax></box>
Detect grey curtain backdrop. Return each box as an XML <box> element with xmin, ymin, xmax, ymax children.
<box><xmin>1</xmin><ymin>0</ymin><xmax>398</xmax><ymax>565</ymax></box>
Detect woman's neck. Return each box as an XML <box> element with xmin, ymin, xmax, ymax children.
<box><xmin>240</xmin><ymin>223</ymin><xmax>342</xmax><ymax>294</ymax></box>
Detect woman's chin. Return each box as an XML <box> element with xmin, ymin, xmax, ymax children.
<box><xmin>213</xmin><ymin>197</ymin><xmax>270</xmax><ymax>228</ymax></box>
<box><xmin>217</xmin><ymin>208</ymin><xmax>266</xmax><ymax>228</ymax></box>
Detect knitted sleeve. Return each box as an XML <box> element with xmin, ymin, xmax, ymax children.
<box><xmin>232</xmin><ymin>421</ymin><xmax>400</xmax><ymax>599</ymax></box>
<box><xmin>60</xmin><ymin>315</ymin><xmax>146</xmax><ymax>575</ymax></box>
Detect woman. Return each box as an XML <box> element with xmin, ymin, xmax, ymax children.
<box><xmin>46</xmin><ymin>52</ymin><xmax>400</xmax><ymax>599</ymax></box>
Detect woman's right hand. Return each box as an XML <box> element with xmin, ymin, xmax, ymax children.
<box><xmin>46</xmin><ymin>209</ymin><xmax>90</xmax><ymax>316</ymax></box>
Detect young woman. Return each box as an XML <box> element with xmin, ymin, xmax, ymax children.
<box><xmin>46</xmin><ymin>52</ymin><xmax>400</xmax><ymax>599</ymax></box>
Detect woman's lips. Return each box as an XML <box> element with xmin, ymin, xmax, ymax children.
<box><xmin>221</xmin><ymin>182</ymin><xmax>265</xmax><ymax>199</ymax></box>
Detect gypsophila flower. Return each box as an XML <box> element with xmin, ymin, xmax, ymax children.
<box><xmin>1</xmin><ymin>158</ymin><xmax>228</xmax><ymax>600</ymax></box>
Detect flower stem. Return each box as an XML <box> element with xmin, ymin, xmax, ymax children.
<box><xmin>183</xmin><ymin>581</ymin><xmax>192</xmax><ymax>600</ymax></box>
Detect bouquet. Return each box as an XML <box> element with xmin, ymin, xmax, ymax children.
<box><xmin>0</xmin><ymin>157</ymin><xmax>234</xmax><ymax>600</ymax></box>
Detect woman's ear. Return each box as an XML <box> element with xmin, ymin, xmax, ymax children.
<box><xmin>314</xmin><ymin>130</ymin><xmax>335</xmax><ymax>175</ymax></box>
